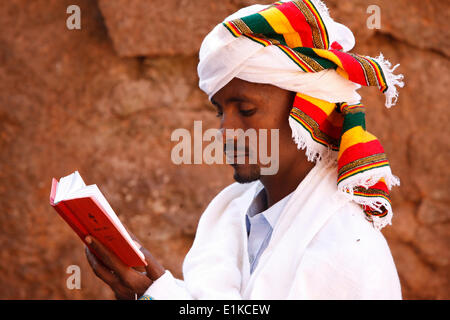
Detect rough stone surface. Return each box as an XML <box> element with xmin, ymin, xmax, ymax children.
<box><xmin>0</xmin><ymin>0</ymin><xmax>448</xmax><ymax>299</ymax></box>
<box><xmin>97</xmin><ymin>0</ymin><xmax>274</xmax><ymax>57</ymax></box>
<box><xmin>326</xmin><ymin>0</ymin><xmax>450</xmax><ymax>57</ymax></box>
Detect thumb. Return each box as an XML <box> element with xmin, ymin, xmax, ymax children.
<box><xmin>140</xmin><ymin>247</ymin><xmax>165</xmax><ymax>281</ymax></box>
<box><xmin>131</xmin><ymin>241</ymin><xmax>146</xmax><ymax>273</ymax></box>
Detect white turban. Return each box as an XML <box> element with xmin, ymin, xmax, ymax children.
<box><xmin>197</xmin><ymin>0</ymin><xmax>362</xmax><ymax>104</ymax></box>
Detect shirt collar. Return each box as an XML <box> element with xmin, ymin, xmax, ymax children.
<box><xmin>246</xmin><ymin>187</ymin><xmax>294</xmax><ymax>229</ymax></box>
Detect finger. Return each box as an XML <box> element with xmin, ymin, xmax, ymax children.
<box><xmin>85</xmin><ymin>236</ymin><xmax>129</xmax><ymax>279</ymax></box>
<box><xmin>85</xmin><ymin>236</ymin><xmax>152</xmax><ymax>291</ymax></box>
<box><xmin>85</xmin><ymin>246</ymin><xmax>119</xmax><ymax>286</ymax></box>
<box><xmin>85</xmin><ymin>246</ymin><xmax>135</xmax><ymax>295</ymax></box>
<box><xmin>132</xmin><ymin>265</ymin><xmax>147</xmax><ymax>273</ymax></box>
<box><xmin>131</xmin><ymin>241</ymin><xmax>147</xmax><ymax>273</ymax></box>
<box><xmin>114</xmin><ymin>285</ymin><xmax>137</xmax><ymax>300</ymax></box>
<box><xmin>140</xmin><ymin>247</ymin><xmax>165</xmax><ymax>280</ymax></box>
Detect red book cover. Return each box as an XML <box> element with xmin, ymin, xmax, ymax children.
<box><xmin>49</xmin><ymin>178</ymin><xmax>147</xmax><ymax>267</ymax></box>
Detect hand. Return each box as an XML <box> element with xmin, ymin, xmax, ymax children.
<box><xmin>85</xmin><ymin>235</ymin><xmax>165</xmax><ymax>300</ymax></box>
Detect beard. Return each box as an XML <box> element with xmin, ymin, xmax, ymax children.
<box><xmin>224</xmin><ymin>141</ymin><xmax>261</xmax><ymax>183</ymax></box>
<box><xmin>231</xmin><ymin>163</ymin><xmax>261</xmax><ymax>183</ymax></box>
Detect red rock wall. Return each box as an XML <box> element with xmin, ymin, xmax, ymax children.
<box><xmin>0</xmin><ymin>0</ymin><xmax>448</xmax><ymax>299</ymax></box>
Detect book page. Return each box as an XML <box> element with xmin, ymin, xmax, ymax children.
<box><xmin>54</xmin><ymin>171</ymin><xmax>86</xmax><ymax>204</ymax></box>
<box><xmin>53</xmin><ymin>172</ymin><xmax>74</xmax><ymax>204</ymax></box>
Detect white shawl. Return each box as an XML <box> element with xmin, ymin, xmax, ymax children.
<box><xmin>143</xmin><ymin>162</ymin><xmax>401</xmax><ymax>299</ymax></box>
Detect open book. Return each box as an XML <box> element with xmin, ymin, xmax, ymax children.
<box><xmin>49</xmin><ymin>171</ymin><xmax>147</xmax><ymax>267</ymax></box>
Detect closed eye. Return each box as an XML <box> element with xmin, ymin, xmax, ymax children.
<box><xmin>239</xmin><ymin>109</ymin><xmax>256</xmax><ymax>117</ymax></box>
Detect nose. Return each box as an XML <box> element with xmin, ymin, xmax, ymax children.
<box><xmin>219</xmin><ymin>109</ymin><xmax>242</xmax><ymax>142</ymax></box>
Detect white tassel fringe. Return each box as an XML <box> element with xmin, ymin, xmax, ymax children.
<box><xmin>289</xmin><ymin>117</ymin><xmax>337</xmax><ymax>165</ymax></box>
<box><xmin>371</xmin><ymin>53</ymin><xmax>405</xmax><ymax>108</ymax></box>
<box><xmin>337</xmin><ymin>166</ymin><xmax>400</xmax><ymax>230</ymax></box>
<box><xmin>290</xmin><ymin>118</ymin><xmax>400</xmax><ymax>230</ymax></box>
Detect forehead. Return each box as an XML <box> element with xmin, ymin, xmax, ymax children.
<box><xmin>212</xmin><ymin>78</ymin><xmax>274</xmax><ymax>104</ymax></box>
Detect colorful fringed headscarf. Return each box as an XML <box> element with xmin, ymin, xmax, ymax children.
<box><xmin>198</xmin><ymin>0</ymin><xmax>404</xmax><ymax>230</ymax></box>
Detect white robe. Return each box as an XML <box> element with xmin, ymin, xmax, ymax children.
<box><xmin>143</xmin><ymin>162</ymin><xmax>402</xmax><ymax>299</ymax></box>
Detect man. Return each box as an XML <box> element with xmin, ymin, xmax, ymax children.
<box><xmin>85</xmin><ymin>0</ymin><xmax>404</xmax><ymax>299</ymax></box>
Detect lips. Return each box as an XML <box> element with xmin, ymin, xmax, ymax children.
<box><xmin>227</xmin><ymin>152</ymin><xmax>249</xmax><ymax>157</ymax></box>
<box><xmin>225</xmin><ymin>152</ymin><xmax>248</xmax><ymax>160</ymax></box>
<box><xmin>223</xmin><ymin>141</ymin><xmax>257</xmax><ymax>164</ymax></box>
<box><xmin>224</xmin><ymin>144</ymin><xmax>247</xmax><ymax>152</ymax></box>
<box><xmin>225</xmin><ymin>150</ymin><xmax>254</xmax><ymax>165</ymax></box>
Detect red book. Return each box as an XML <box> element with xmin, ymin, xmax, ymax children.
<box><xmin>49</xmin><ymin>171</ymin><xmax>147</xmax><ymax>267</ymax></box>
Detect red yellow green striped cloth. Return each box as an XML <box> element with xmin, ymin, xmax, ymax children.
<box><xmin>223</xmin><ymin>0</ymin><xmax>390</xmax><ymax>95</ymax></box>
<box><xmin>223</xmin><ymin>0</ymin><xmax>401</xmax><ymax>229</ymax></box>
<box><xmin>290</xmin><ymin>94</ymin><xmax>398</xmax><ymax>226</ymax></box>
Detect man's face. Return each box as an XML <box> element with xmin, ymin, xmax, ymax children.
<box><xmin>211</xmin><ymin>78</ymin><xmax>299</xmax><ymax>183</ymax></box>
